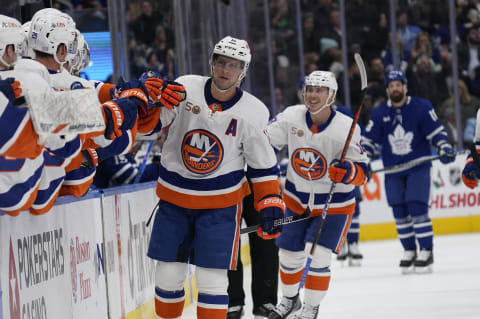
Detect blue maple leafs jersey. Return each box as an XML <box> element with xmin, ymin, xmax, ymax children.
<box><xmin>363</xmin><ymin>96</ymin><xmax>448</xmax><ymax>169</ymax></box>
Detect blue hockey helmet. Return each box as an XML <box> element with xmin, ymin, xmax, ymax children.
<box><xmin>385</xmin><ymin>70</ymin><xmax>407</xmax><ymax>87</ymax></box>
<box><xmin>139</xmin><ymin>70</ymin><xmax>162</xmax><ymax>82</ymax></box>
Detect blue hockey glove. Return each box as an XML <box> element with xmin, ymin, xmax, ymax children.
<box><xmin>462</xmin><ymin>155</ymin><xmax>480</xmax><ymax>189</ymax></box>
<box><xmin>438</xmin><ymin>143</ymin><xmax>456</xmax><ymax>164</ymax></box>
<box><xmin>256</xmin><ymin>195</ymin><xmax>285</xmax><ymax>239</ymax></box>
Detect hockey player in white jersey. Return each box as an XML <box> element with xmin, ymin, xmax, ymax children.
<box><xmin>147</xmin><ymin>36</ymin><xmax>284</xmax><ymax>319</ymax></box>
<box><xmin>363</xmin><ymin>70</ymin><xmax>455</xmax><ymax>274</ymax></box>
<box><xmin>462</xmin><ymin>108</ymin><xmax>480</xmax><ymax>188</ymax></box>
<box><xmin>265</xmin><ymin>71</ymin><xmax>368</xmax><ymax>319</ymax></box>
<box><xmin>0</xmin><ymin>15</ymin><xmax>24</xmax><ymax>70</ymax></box>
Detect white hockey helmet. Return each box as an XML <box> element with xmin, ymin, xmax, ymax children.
<box><xmin>29</xmin><ymin>10</ymin><xmax>77</xmax><ymax>67</ymax></box>
<box><xmin>303</xmin><ymin>70</ymin><xmax>338</xmax><ymax>113</ymax></box>
<box><xmin>20</xmin><ymin>21</ymin><xmax>35</xmax><ymax>58</ymax></box>
<box><xmin>0</xmin><ymin>15</ymin><xmax>25</xmax><ymax>68</ymax></box>
<box><xmin>211</xmin><ymin>36</ymin><xmax>251</xmax><ymax>81</ymax></box>
<box><xmin>69</xmin><ymin>31</ymin><xmax>90</xmax><ymax>73</ymax></box>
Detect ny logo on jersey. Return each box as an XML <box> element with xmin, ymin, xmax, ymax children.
<box><xmin>181</xmin><ymin>129</ymin><xmax>223</xmax><ymax>174</ymax></box>
<box><xmin>291</xmin><ymin>148</ymin><xmax>327</xmax><ymax>180</ymax></box>
<box><xmin>388</xmin><ymin>125</ymin><xmax>413</xmax><ymax>155</ymax></box>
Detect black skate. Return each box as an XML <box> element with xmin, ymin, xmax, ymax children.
<box><xmin>415</xmin><ymin>249</ymin><xmax>433</xmax><ymax>274</ymax></box>
<box><xmin>226</xmin><ymin>305</ymin><xmax>244</xmax><ymax>319</ymax></box>
<box><xmin>336</xmin><ymin>243</ymin><xmax>348</xmax><ymax>262</ymax></box>
<box><xmin>399</xmin><ymin>250</ymin><xmax>417</xmax><ymax>274</ymax></box>
<box><xmin>254</xmin><ymin>303</ymin><xmax>276</xmax><ymax>318</ymax></box>
<box><xmin>292</xmin><ymin>303</ymin><xmax>319</xmax><ymax>319</ymax></box>
<box><xmin>348</xmin><ymin>242</ymin><xmax>363</xmax><ymax>267</ymax></box>
<box><xmin>268</xmin><ymin>294</ymin><xmax>301</xmax><ymax>319</ymax></box>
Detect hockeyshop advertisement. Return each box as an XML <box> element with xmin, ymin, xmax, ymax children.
<box><xmin>360</xmin><ymin>153</ymin><xmax>480</xmax><ymax>225</ymax></box>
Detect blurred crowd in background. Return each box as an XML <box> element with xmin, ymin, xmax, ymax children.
<box><xmin>3</xmin><ymin>0</ymin><xmax>480</xmax><ymax>188</ymax></box>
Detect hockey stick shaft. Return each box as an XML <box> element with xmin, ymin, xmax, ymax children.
<box><xmin>300</xmin><ymin>53</ymin><xmax>367</xmax><ymax>288</ymax></box>
<box><xmin>372</xmin><ymin>149</ymin><xmax>468</xmax><ymax>175</ymax></box>
<box><xmin>134</xmin><ymin>140</ymin><xmax>154</xmax><ymax>184</ymax></box>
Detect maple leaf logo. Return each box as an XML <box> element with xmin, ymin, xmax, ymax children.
<box><xmin>388</xmin><ymin>125</ymin><xmax>413</xmax><ymax>155</ymax></box>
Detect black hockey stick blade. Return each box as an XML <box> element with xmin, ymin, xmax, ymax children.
<box><xmin>239</xmin><ymin>208</ymin><xmax>312</xmax><ymax>235</ymax></box>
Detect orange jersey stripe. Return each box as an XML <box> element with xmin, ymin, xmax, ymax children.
<box><xmin>29</xmin><ymin>191</ymin><xmax>60</xmax><ymax>216</ymax></box>
<box><xmin>280</xmin><ymin>268</ymin><xmax>304</xmax><ymax>285</ymax></box>
<box><xmin>59</xmin><ymin>178</ymin><xmax>93</xmax><ymax>197</ymax></box>
<box><xmin>284</xmin><ymin>194</ymin><xmax>356</xmax><ymax>217</ymax></box>
<box><xmin>154</xmin><ymin>298</ymin><xmax>184</xmax><ymax>318</ymax></box>
<box><xmin>229</xmin><ymin>202</ymin><xmax>242</xmax><ymax>270</ymax></box>
<box><xmin>335</xmin><ymin>209</ymin><xmax>354</xmax><ymax>253</ymax></box>
<box><xmin>197</xmin><ymin>307</ymin><xmax>228</xmax><ymax>319</ymax></box>
<box><xmin>2</xmin><ymin>184</ymin><xmax>40</xmax><ymax>217</ymax></box>
<box><xmin>305</xmin><ymin>274</ymin><xmax>331</xmax><ymax>291</ymax></box>
<box><xmin>2</xmin><ymin>120</ymin><xmax>43</xmax><ymax>159</ymax></box>
<box><xmin>156</xmin><ymin>181</ymin><xmax>251</xmax><ymax>210</ymax></box>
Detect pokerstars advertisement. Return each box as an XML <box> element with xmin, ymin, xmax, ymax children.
<box><xmin>0</xmin><ymin>194</ymin><xmax>108</xmax><ymax>319</ymax></box>
<box><xmin>360</xmin><ymin>153</ymin><xmax>480</xmax><ymax>224</ymax></box>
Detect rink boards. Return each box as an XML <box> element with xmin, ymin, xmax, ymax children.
<box><xmin>360</xmin><ymin>153</ymin><xmax>480</xmax><ymax>240</ymax></box>
<box><xmin>1</xmin><ymin>153</ymin><xmax>479</xmax><ymax>318</ymax></box>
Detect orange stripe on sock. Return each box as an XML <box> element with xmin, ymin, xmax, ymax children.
<box><xmin>305</xmin><ymin>274</ymin><xmax>331</xmax><ymax>291</ymax></box>
<box><xmin>197</xmin><ymin>306</ymin><xmax>228</xmax><ymax>319</ymax></box>
<box><xmin>280</xmin><ymin>268</ymin><xmax>303</xmax><ymax>285</ymax></box>
<box><xmin>154</xmin><ymin>298</ymin><xmax>184</xmax><ymax>318</ymax></box>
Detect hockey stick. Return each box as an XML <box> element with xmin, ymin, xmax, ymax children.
<box><xmin>239</xmin><ymin>169</ymin><xmax>315</xmax><ymax>235</ymax></box>
<box><xmin>134</xmin><ymin>140</ymin><xmax>154</xmax><ymax>183</ymax></box>
<box><xmin>371</xmin><ymin>149</ymin><xmax>468</xmax><ymax>175</ymax></box>
<box><xmin>300</xmin><ymin>53</ymin><xmax>367</xmax><ymax>288</ymax></box>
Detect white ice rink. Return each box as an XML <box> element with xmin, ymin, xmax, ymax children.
<box><xmin>183</xmin><ymin>232</ymin><xmax>480</xmax><ymax>319</ymax></box>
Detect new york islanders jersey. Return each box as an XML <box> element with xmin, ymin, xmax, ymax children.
<box><xmin>363</xmin><ymin>97</ymin><xmax>448</xmax><ymax>172</ymax></box>
<box><xmin>265</xmin><ymin>105</ymin><xmax>368</xmax><ymax>216</ymax></box>
<box><xmin>156</xmin><ymin>75</ymin><xmax>279</xmax><ymax>209</ymax></box>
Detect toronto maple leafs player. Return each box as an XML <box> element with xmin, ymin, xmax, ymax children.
<box><xmin>363</xmin><ymin>70</ymin><xmax>455</xmax><ymax>274</ymax></box>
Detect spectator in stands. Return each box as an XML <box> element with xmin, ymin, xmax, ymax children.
<box><xmin>408</xmin><ymin>53</ymin><xmax>449</xmax><ymax>109</ymax></box>
<box><xmin>320</xmin><ymin>8</ymin><xmax>342</xmax><ymax>46</ymax></box>
<box><xmin>302</xmin><ymin>12</ymin><xmax>320</xmax><ymax>64</ymax></box>
<box><xmin>381</xmin><ymin>32</ymin><xmax>409</xmax><ymax>73</ymax></box>
<box><xmin>151</xmin><ymin>25</ymin><xmax>175</xmax><ymax>79</ymax></box>
<box><xmin>458</xmin><ymin>24</ymin><xmax>480</xmax><ymax>80</ymax></box>
<box><xmin>439</xmin><ymin>79</ymin><xmax>480</xmax><ymax>135</ymax></box>
<box><xmin>396</xmin><ymin>9</ymin><xmax>421</xmax><ymax>52</ymax></box>
<box><xmin>408</xmin><ymin>32</ymin><xmax>442</xmax><ymax>73</ymax></box>
<box><xmin>131</xmin><ymin>0</ymin><xmax>163</xmax><ymax>45</ymax></box>
<box><xmin>366</xmin><ymin>56</ymin><xmax>387</xmax><ymax>106</ymax></box>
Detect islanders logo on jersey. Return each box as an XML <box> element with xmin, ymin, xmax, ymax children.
<box><xmin>181</xmin><ymin>129</ymin><xmax>224</xmax><ymax>174</ymax></box>
<box><xmin>291</xmin><ymin>148</ymin><xmax>327</xmax><ymax>180</ymax></box>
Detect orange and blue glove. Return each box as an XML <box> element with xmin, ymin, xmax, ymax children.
<box><xmin>256</xmin><ymin>195</ymin><xmax>285</xmax><ymax>239</ymax></box>
<box><xmin>328</xmin><ymin>159</ymin><xmax>358</xmax><ymax>184</ymax></box>
<box><xmin>462</xmin><ymin>154</ymin><xmax>480</xmax><ymax>189</ymax></box>
<box><xmin>0</xmin><ymin>77</ymin><xmax>22</xmax><ymax>102</ymax></box>
<box><xmin>102</xmin><ymin>98</ymin><xmax>138</xmax><ymax>140</ymax></box>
